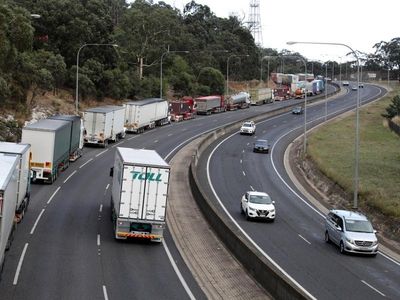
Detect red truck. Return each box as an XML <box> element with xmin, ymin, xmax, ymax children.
<box><xmin>195</xmin><ymin>95</ymin><xmax>226</xmax><ymax>115</ymax></box>
<box><xmin>169</xmin><ymin>97</ymin><xmax>196</xmax><ymax>122</ymax></box>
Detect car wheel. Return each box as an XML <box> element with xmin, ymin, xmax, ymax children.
<box><xmin>246</xmin><ymin>210</ymin><xmax>251</xmax><ymax>221</ymax></box>
<box><xmin>240</xmin><ymin>204</ymin><xmax>244</xmax><ymax>214</ymax></box>
<box><xmin>266</xmin><ymin>150</ymin><xmax>269</xmax><ymax>154</ymax></box>
<box><xmin>324</xmin><ymin>231</ymin><xmax>330</xmax><ymax>243</ymax></box>
<box><xmin>339</xmin><ymin>241</ymin><xmax>346</xmax><ymax>254</ymax></box>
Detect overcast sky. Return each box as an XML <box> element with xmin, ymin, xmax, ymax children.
<box><xmin>159</xmin><ymin>0</ymin><xmax>399</xmax><ymax>62</ymax></box>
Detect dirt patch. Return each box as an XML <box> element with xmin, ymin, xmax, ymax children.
<box><xmin>289</xmin><ymin>138</ymin><xmax>400</xmax><ymax>251</ymax></box>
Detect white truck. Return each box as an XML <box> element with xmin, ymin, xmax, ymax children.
<box><xmin>0</xmin><ymin>142</ymin><xmax>31</xmax><ymax>222</ymax></box>
<box><xmin>124</xmin><ymin>98</ymin><xmax>169</xmax><ymax>133</ymax></box>
<box><xmin>48</xmin><ymin>115</ymin><xmax>83</xmax><ymax>161</ymax></box>
<box><xmin>0</xmin><ymin>153</ymin><xmax>19</xmax><ymax>273</ymax></box>
<box><xmin>21</xmin><ymin>119</ymin><xmax>71</xmax><ymax>183</ymax></box>
<box><xmin>83</xmin><ymin>105</ymin><xmax>126</xmax><ymax>147</ymax></box>
<box><xmin>110</xmin><ymin>147</ymin><xmax>170</xmax><ymax>243</ymax></box>
<box><xmin>249</xmin><ymin>88</ymin><xmax>273</xmax><ymax>105</ymax></box>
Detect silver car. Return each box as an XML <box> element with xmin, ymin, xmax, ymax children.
<box><xmin>324</xmin><ymin>209</ymin><xmax>378</xmax><ymax>256</ymax></box>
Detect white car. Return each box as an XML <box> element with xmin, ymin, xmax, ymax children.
<box><xmin>241</xmin><ymin>191</ymin><xmax>275</xmax><ymax>221</ymax></box>
<box><xmin>240</xmin><ymin>121</ymin><xmax>256</xmax><ymax>135</ymax></box>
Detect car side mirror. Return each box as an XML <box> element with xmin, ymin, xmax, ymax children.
<box><xmin>373</xmin><ymin>229</ymin><xmax>377</xmax><ymax>234</ymax></box>
<box><xmin>272</xmin><ymin>201</ymin><xmax>275</xmax><ymax>204</ymax></box>
<box><xmin>109</xmin><ymin>167</ymin><xmax>114</xmax><ymax>177</ymax></box>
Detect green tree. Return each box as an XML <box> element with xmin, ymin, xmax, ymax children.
<box><xmin>382</xmin><ymin>95</ymin><xmax>400</xmax><ymax>119</ymax></box>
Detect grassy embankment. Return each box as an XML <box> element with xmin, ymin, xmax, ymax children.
<box><xmin>307</xmin><ymin>83</ymin><xmax>400</xmax><ymax>219</ymax></box>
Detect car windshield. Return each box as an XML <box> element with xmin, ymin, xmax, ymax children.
<box><xmin>243</xmin><ymin>123</ymin><xmax>252</xmax><ymax>127</ymax></box>
<box><xmin>345</xmin><ymin>219</ymin><xmax>374</xmax><ymax>233</ymax></box>
<box><xmin>255</xmin><ymin>140</ymin><xmax>268</xmax><ymax>147</ymax></box>
<box><xmin>249</xmin><ymin>194</ymin><xmax>272</xmax><ymax>204</ymax></box>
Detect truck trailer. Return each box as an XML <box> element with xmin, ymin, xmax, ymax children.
<box><xmin>0</xmin><ymin>142</ymin><xmax>31</xmax><ymax>221</ymax></box>
<box><xmin>110</xmin><ymin>147</ymin><xmax>170</xmax><ymax>243</ymax></box>
<box><xmin>0</xmin><ymin>154</ymin><xmax>19</xmax><ymax>272</ymax></box>
<box><xmin>83</xmin><ymin>105</ymin><xmax>126</xmax><ymax>147</ymax></box>
<box><xmin>124</xmin><ymin>98</ymin><xmax>169</xmax><ymax>133</ymax></box>
<box><xmin>226</xmin><ymin>92</ymin><xmax>250</xmax><ymax>110</ymax></box>
<box><xmin>48</xmin><ymin>115</ymin><xmax>83</xmax><ymax>161</ymax></box>
<box><xmin>21</xmin><ymin>119</ymin><xmax>71</xmax><ymax>183</ymax></box>
<box><xmin>249</xmin><ymin>88</ymin><xmax>273</xmax><ymax>105</ymax></box>
<box><xmin>195</xmin><ymin>95</ymin><xmax>226</xmax><ymax>115</ymax></box>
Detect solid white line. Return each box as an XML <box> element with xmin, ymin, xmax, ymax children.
<box><xmin>97</xmin><ymin>234</ymin><xmax>101</xmax><ymax>246</ymax></box>
<box><xmin>162</xmin><ymin>241</ymin><xmax>196</xmax><ymax>300</ymax></box>
<box><xmin>30</xmin><ymin>209</ymin><xmax>45</xmax><ymax>234</ymax></box>
<box><xmin>47</xmin><ymin>187</ymin><xmax>61</xmax><ymax>204</ymax></box>
<box><xmin>99</xmin><ymin>204</ymin><xmax>103</xmax><ymax>213</ymax></box>
<box><xmin>13</xmin><ymin>243</ymin><xmax>29</xmax><ymax>285</ymax></box>
<box><xmin>111</xmin><ymin>141</ymin><xmax>124</xmax><ymax>148</ymax></box>
<box><xmin>128</xmin><ymin>136</ymin><xmax>138</xmax><ymax>140</ymax></box>
<box><xmin>63</xmin><ymin>170</ymin><xmax>77</xmax><ymax>184</ymax></box>
<box><xmin>103</xmin><ymin>285</ymin><xmax>109</xmax><ymax>300</ymax></box>
<box><xmin>298</xmin><ymin>234</ymin><xmax>311</xmax><ymax>245</ymax></box>
<box><xmin>361</xmin><ymin>280</ymin><xmax>386</xmax><ymax>297</ymax></box>
<box><xmin>79</xmin><ymin>158</ymin><xmax>93</xmax><ymax>168</ymax></box>
<box><xmin>96</xmin><ymin>150</ymin><xmax>108</xmax><ymax>157</ymax></box>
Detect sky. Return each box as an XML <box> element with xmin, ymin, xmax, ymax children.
<box><xmin>158</xmin><ymin>0</ymin><xmax>399</xmax><ymax>62</ymax></box>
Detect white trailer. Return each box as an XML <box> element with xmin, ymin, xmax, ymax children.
<box><xmin>21</xmin><ymin>119</ymin><xmax>71</xmax><ymax>183</ymax></box>
<box><xmin>0</xmin><ymin>154</ymin><xmax>19</xmax><ymax>272</ymax></box>
<box><xmin>249</xmin><ymin>88</ymin><xmax>273</xmax><ymax>105</ymax></box>
<box><xmin>124</xmin><ymin>98</ymin><xmax>169</xmax><ymax>133</ymax></box>
<box><xmin>0</xmin><ymin>142</ymin><xmax>31</xmax><ymax>221</ymax></box>
<box><xmin>110</xmin><ymin>147</ymin><xmax>170</xmax><ymax>242</ymax></box>
<box><xmin>83</xmin><ymin>105</ymin><xmax>126</xmax><ymax>147</ymax></box>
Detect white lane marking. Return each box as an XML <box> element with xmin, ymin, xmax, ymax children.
<box><xmin>250</xmin><ymin>185</ymin><xmax>255</xmax><ymax>191</ymax></box>
<box><xmin>162</xmin><ymin>241</ymin><xmax>196</xmax><ymax>300</ymax></box>
<box><xmin>378</xmin><ymin>251</ymin><xmax>400</xmax><ymax>266</ymax></box>
<box><xmin>167</xmin><ymin>133</ymin><xmax>173</xmax><ymax>137</ymax></box>
<box><xmin>242</xmin><ymin>171</ymin><xmax>246</xmax><ymax>176</ymax></box>
<box><xmin>63</xmin><ymin>170</ymin><xmax>77</xmax><ymax>184</ymax></box>
<box><xmin>112</xmin><ymin>141</ymin><xmax>124</xmax><ymax>148</ymax></box>
<box><xmin>154</xmin><ymin>139</ymin><xmax>159</xmax><ymax>143</ymax></box>
<box><xmin>97</xmin><ymin>234</ymin><xmax>101</xmax><ymax>246</ymax></box>
<box><xmin>79</xmin><ymin>158</ymin><xmax>93</xmax><ymax>168</ymax></box>
<box><xmin>242</xmin><ymin>149</ymin><xmax>245</xmax><ymax>153</ymax></box>
<box><xmin>96</xmin><ymin>149</ymin><xmax>108</xmax><ymax>157</ymax></box>
<box><xmin>103</xmin><ymin>285</ymin><xmax>109</xmax><ymax>300</ymax></box>
<box><xmin>240</xmin><ymin>159</ymin><xmax>242</xmax><ymax>164</ymax></box>
<box><xmin>13</xmin><ymin>243</ymin><xmax>29</xmax><ymax>285</ymax></box>
<box><xmin>30</xmin><ymin>209</ymin><xmax>45</xmax><ymax>234</ymax></box>
<box><xmin>206</xmin><ymin>133</ymin><xmax>317</xmax><ymax>300</ymax></box>
<box><xmin>246</xmin><ymin>142</ymin><xmax>249</xmax><ymax>146</ymax></box>
<box><xmin>128</xmin><ymin>136</ymin><xmax>138</xmax><ymax>140</ymax></box>
<box><xmin>47</xmin><ymin>187</ymin><xmax>61</xmax><ymax>204</ymax></box>
<box><xmin>361</xmin><ymin>280</ymin><xmax>386</xmax><ymax>297</ymax></box>
<box><xmin>298</xmin><ymin>234</ymin><xmax>311</xmax><ymax>245</ymax></box>
<box><xmin>106</xmin><ymin>184</ymin><xmax>110</xmax><ymax>190</ymax></box>
<box><xmin>99</xmin><ymin>204</ymin><xmax>103</xmax><ymax>213</ymax></box>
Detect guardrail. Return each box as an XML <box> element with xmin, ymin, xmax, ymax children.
<box><xmin>188</xmin><ymin>84</ymin><xmax>340</xmax><ymax>299</ymax></box>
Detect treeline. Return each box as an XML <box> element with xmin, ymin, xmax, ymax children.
<box><xmin>1</xmin><ymin>0</ymin><xmax>399</xmax><ymax>110</ymax></box>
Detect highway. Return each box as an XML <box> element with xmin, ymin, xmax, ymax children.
<box><xmin>198</xmin><ymin>84</ymin><xmax>400</xmax><ymax>299</ymax></box>
<box><xmin>0</xmin><ymin>95</ymin><xmax>308</xmax><ymax>299</ymax></box>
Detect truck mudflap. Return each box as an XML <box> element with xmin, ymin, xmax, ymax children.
<box><xmin>116</xmin><ymin>232</ymin><xmax>162</xmax><ymax>241</ymax></box>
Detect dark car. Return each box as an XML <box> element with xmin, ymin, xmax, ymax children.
<box><xmin>253</xmin><ymin>139</ymin><xmax>270</xmax><ymax>153</ymax></box>
<box><xmin>292</xmin><ymin>106</ymin><xmax>303</xmax><ymax>115</ymax></box>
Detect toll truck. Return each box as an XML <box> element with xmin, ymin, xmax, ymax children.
<box><xmin>0</xmin><ymin>153</ymin><xmax>19</xmax><ymax>273</ymax></box>
<box><xmin>0</xmin><ymin>142</ymin><xmax>31</xmax><ymax>221</ymax></box>
<box><xmin>21</xmin><ymin>119</ymin><xmax>71</xmax><ymax>183</ymax></box>
<box><xmin>83</xmin><ymin>105</ymin><xmax>126</xmax><ymax>147</ymax></box>
<box><xmin>110</xmin><ymin>147</ymin><xmax>170</xmax><ymax>243</ymax></box>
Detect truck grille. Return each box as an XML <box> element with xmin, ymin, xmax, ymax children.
<box><xmin>355</xmin><ymin>241</ymin><xmax>373</xmax><ymax>247</ymax></box>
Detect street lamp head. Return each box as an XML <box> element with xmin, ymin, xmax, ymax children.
<box><xmin>286</xmin><ymin>41</ymin><xmax>296</xmax><ymax>45</ymax></box>
<box><xmin>112</xmin><ymin>44</ymin><xmax>119</xmax><ymax>47</ymax></box>
<box><xmin>30</xmin><ymin>14</ymin><xmax>41</xmax><ymax>19</ymax></box>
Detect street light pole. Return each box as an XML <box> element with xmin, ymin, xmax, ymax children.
<box><xmin>287</xmin><ymin>41</ymin><xmax>360</xmax><ymax>209</ymax></box>
<box><xmin>160</xmin><ymin>50</ymin><xmax>189</xmax><ymax>98</ymax></box>
<box><xmin>75</xmin><ymin>43</ymin><xmax>118</xmax><ymax>113</ymax></box>
<box><xmin>226</xmin><ymin>54</ymin><xmax>249</xmax><ymax>95</ymax></box>
<box><xmin>261</xmin><ymin>55</ymin><xmax>274</xmax><ymax>86</ymax></box>
<box><xmin>325</xmin><ymin>62</ymin><xmax>328</xmax><ymax>121</ymax></box>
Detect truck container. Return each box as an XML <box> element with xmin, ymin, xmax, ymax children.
<box><xmin>0</xmin><ymin>153</ymin><xmax>19</xmax><ymax>272</ymax></box>
<box><xmin>169</xmin><ymin>97</ymin><xmax>195</xmax><ymax>122</ymax></box>
<box><xmin>83</xmin><ymin>105</ymin><xmax>126</xmax><ymax>147</ymax></box>
<box><xmin>21</xmin><ymin>119</ymin><xmax>71</xmax><ymax>183</ymax></box>
<box><xmin>195</xmin><ymin>95</ymin><xmax>226</xmax><ymax>115</ymax></box>
<box><xmin>226</xmin><ymin>92</ymin><xmax>250</xmax><ymax>110</ymax></box>
<box><xmin>124</xmin><ymin>98</ymin><xmax>169</xmax><ymax>133</ymax></box>
<box><xmin>0</xmin><ymin>142</ymin><xmax>31</xmax><ymax>221</ymax></box>
<box><xmin>48</xmin><ymin>115</ymin><xmax>83</xmax><ymax>161</ymax></box>
<box><xmin>110</xmin><ymin>147</ymin><xmax>170</xmax><ymax>242</ymax></box>
<box><xmin>249</xmin><ymin>88</ymin><xmax>273</xmax><ymax>105</ymax></box>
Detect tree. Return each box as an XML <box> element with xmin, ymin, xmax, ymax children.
<box><xmin>382</xmin><ymin>95</ymin><xmax>400</xmax><ymax>119</ymax></box>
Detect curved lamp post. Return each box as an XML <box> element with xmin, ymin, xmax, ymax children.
<box><xmin>226</xmin><ymin>54</ymin><xmax>249</xmax><ymax>95</ymax></box>
<box><xmin>160</xmin><ymin>50</ymin><xmax>189</xmax><ymax>98</ymax></box>
<box><xmin>260</xmin><ymin>55</ymin><xmax>276</xmax><ymax>86</ymax></box>
<box><xmin>75</xmin><ymin>43</ymin><xmax>118</xmax><ymax>113</ymax></box>
<box><xmin>287</xmin><ymin>41</ymin><xmax>360</xmax><ymax>209</ymax></box>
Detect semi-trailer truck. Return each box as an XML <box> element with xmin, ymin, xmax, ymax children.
<box><xmin>110</xmin><ymin>147</ymin><xmax>170</xmax><ymax>243</ymax></box>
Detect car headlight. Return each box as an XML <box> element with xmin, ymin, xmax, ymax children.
<box><xmin>345</xmin><ymin>237</ymin><xmax>355</xmax><ymax>244</ymax></box>
<box><xmin>372</xmin><ymin>240</ymin><xmax>378</xmax><ymax>246</ymax></box>
<box><xmin>269</xmin><ymin>209</ymin><xmax>275</xmax><ymax>213</ymax></box>
<box><xmin>248</xmin><ymin>206</ymin><xmax>256</xmax><ymax>211</ymax></box>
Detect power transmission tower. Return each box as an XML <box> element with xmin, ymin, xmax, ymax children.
<box><xmin>248</xmin><ymin>0</ymin><xmax>263</xmax><ymax>46</ymax></box>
